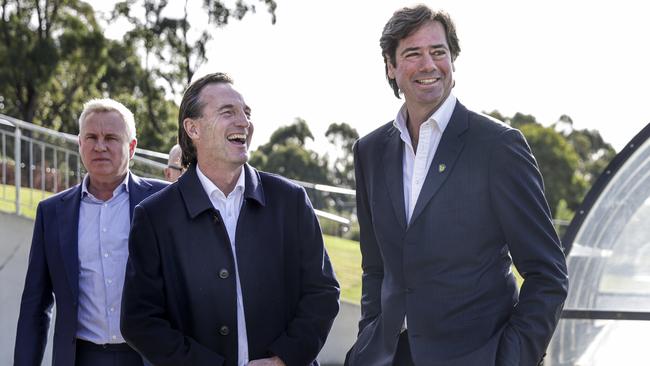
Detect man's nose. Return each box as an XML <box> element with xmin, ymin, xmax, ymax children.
<box><xmin>94</xmin><ymin>139</ymin><xmax>108</xmax><ymax>151</ymax></box>
<box><xmin>235</xmin><ymin>111</ymin><xmax>251</xmax><ymax>127</ymax></box>
<box><xmin>419</xmin><ymin>54</ymin><xmax>437</xmax><ymax>73</ymax></box>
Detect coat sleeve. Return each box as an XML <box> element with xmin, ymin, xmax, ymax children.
<box><xmin>14</xmin><ymin>203</ymin><xmax>54</xmax><ymax>366</ymax></box>
<box><xmin>121</xmin><ymin>204</ymin><xmax>225</xmax><ymax>366</ymax></box>
<box><xmin>489</xmin><ymin>129</ymin><xmax>569</xmax><ymax>366</ymax></box>
<box><xmin>353</xmin><ymin>141</ymin><xmax>384</xmax><ymax>333</ymax></box>
<box><xmin>267</xmin><ymin>186</ymin><xmax>340</xmax><ymax>366</ymax></box>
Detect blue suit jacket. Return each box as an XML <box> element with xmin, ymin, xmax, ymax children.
<box><xmin>346</xmin><ymin>102</ymin><xmax>568</xmax><ymax>366</ymax></box>
<box><xmin>14</xmin><ymin>173</ymin><xmax>168</xmax><ymax>366</ymax></box>
<box><xmin>120</xmin><ymin>164</ymin><xmax>340</xmax><ymax>366</ymax></box>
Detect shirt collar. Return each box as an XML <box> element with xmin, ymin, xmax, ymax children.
<box><xmin>196</xmin><ymin>164</ymin><xmax>245</xmax><ymax>200</ymax></box>
<box><xmin>392</xmin><ymin>93</ymin><xmax>457</xmax><ymax>142</ymax></box>
<box><xmin>81</xmin><ymin>172</ymin><xmax>130</xmax><ymax>198</ymax></box>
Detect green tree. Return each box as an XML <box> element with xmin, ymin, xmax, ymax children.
<box><xmin>250</xmin><ymin>118</ymin><xmax>329</xmax><ymax>184</ymax></box>
<box><xmin>519</xmin><ymin>123</ymin><xmax>586</xmax><ymax>215</ymax></box>
<box><xmin>325</xmin><ymin>122</ymin><xmax>358</xmax><ymax>187</ymax></box>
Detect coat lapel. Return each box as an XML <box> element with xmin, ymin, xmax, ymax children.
<box><xmin>383</xmin><ymin>126</ymin><xmax>407</xmax><ymax>231</ymax></box>
<box><xmin>57</xmin><ymin>185</ymin><xmax>82</xmax><ymax>298</ymax></box>
<box><xmin>409</xmin><ymin>102</ymin><xmax>469</xmax><ymax>226</ymax></box>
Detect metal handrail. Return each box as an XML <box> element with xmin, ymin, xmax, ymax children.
<box><xmin>561</xmin><ymin>309</ymin><xmax>650</xmax><ymax>321</ymax></box>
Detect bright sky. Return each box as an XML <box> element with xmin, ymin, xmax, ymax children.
<box><xmin>94</xmin><ymin>0</ymin><xmax>650</xmax><ymax>153</ymax></box>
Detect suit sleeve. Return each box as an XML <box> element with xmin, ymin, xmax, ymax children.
<box><xmin>353</xmin><ymin>141</ymin><xmax>384</xmax><ymax>333</ymax></box>
<box><xmin>489</xmin><ymin>129</ymin><xmax>569</xmax><ymax>366</ymax></box>
<box><xmin>121</xmin><ymin>205</ymin><xmax>225</xmax><ymax>366</ymax></box>
<box><xmin>268</xmin><ymin>187</ymin><xmax>340</xmax><ymax>366</ymax></box>
<box><xmin>14</xmin><ymin>203</ymin><xmax>54</xmax><ymax>366</ymax></box>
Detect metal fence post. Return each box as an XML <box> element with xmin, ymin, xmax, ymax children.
<box><xmin>14</xmin><ymin>127</ymin><xmax>21</xmax><ymax>215</ymax></box>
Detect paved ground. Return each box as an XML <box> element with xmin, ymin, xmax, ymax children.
<box><xmin>0</xmin><ymin>210</ymin><xmax>355</xmax><ymax>365</ymax></box>
<box><xmin>0</xmin><ymin>211</ymin><xmax>53</xmax><ymax>365</ymax></box>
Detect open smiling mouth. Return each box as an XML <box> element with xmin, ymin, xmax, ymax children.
<box><xmin>227</xmin><ymin>133</ymin><xmax>247</xmax><ymax>145</ymax></box>
<box><xmin>415</xmin><ymin>77</ymin><xmax>439</xmax><ymax>85</ymax></box>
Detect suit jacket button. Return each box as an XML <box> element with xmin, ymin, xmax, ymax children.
<box><xmin>219</xmin><ymin>325</ymin><xmax>230</xmax><ymax>336</ymax></box>
<box><xmin>219</xmin><ymin>269</ymin><xmax>230</xmax><ymax>279</ymax></box>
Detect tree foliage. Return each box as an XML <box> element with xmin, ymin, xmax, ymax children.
<box><xmin>325</xmin><ymin>122</ymin><xmax>358</xmax><ymax>187</ymax></box>
<box><xmin>487</xmin><ymin>111</ymin><xmax>615</xmax><ymax>218</ymax></box>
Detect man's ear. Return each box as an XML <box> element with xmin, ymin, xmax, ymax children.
<box><xmin>386</xmin><ymin>55</ymin><xmax>396</xmax><ymax>80</ymax></box>
<box><xmin>129</xmin><ymin>138</ymin><xmax>137</xmax><ymax>159</ymax></box>
<box><xmin>183</xmin><ymin>118</ymin><xmax>199</xmax><ymax>140</ymax></box>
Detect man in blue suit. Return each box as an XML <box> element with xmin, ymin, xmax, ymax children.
<box><xmin>120</xmin><ymin>72</ymin><xmax>339</xmax><ymax>366</ymax></box>
<box><xmin>14</xmin><ymin>99</ymin><xmax>167</xmax><ymax>366</ymax></box>
<box><xmin>346</xmin><ymin>6</ymin><xmax>568</xmax><ymax>366</ymax></box>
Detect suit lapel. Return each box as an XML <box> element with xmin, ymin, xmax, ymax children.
<box><xmin>409</xmin><ymin>102</ymin><xmax>469</xmax><ymax>226</ymax></box>
<box><xmin>128</xmin><ymin>173</ymin><xmax>152</xmax><ymax>220</ymax></box>
<box><xmin>383</xmin><ymin>127</ymin><xmax>407</xmax><ymax>231</ymax></box>
<box><xmin>57</xmin><ymin>186</ymin><xmax>82</xmax><ymax>298</ymax></box>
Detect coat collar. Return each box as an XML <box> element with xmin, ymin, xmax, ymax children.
<box><xmin>179</xmin><ymin>163</ymin><xmax>265</xmax><ymax>219</ymax></box>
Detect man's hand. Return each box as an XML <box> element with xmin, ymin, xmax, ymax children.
<box><xmin>248</xmin><ymin>356</ymin><xmax>286</xmax><ymax>366</ymax></box>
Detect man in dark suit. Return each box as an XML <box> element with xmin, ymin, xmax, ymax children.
<box><xmin>346</xmin><ymin>6</ymin><xmax>568</xmax><ymax>366</ymax></box>
<box><xmin>14</xmin><ymin>99</ymin><xmax>168</xmax><ymax>366</ymax></box>
<box><xmin>120</xmin><ymin>72</ymin><xmax>340</xmax><ymax>366</ymax></box>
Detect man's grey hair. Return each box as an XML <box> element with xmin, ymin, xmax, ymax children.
<box><xmin>78</xmin><ymin>98</ymin><xmax>137</xmax><ymax>140</ymax></box>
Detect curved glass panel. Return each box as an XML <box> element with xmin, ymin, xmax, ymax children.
<box><xmin>547</xmin><ymin>132</ymin><xmax>650</xmax><ymax>365</ymax></box>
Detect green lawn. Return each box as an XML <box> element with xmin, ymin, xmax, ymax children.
<box><xmin>0</xmin><ymin>184</ymin><xmax>52</xmax><ymax>218</ymax></box>
<box><xmin>323</xmin><ymin>235</ymin><xmax>362</xmax><ymax>303</ymax></box>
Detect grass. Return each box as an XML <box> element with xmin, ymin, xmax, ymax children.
<box><xmin>323</xmin><ymin>235</ymin><xmax>362</xmax><ymax>303</ymax></box>
<box><xmin>0</xmin><ymin>184</ymin><xmax>53</xmax><ymax>219</ymax></box>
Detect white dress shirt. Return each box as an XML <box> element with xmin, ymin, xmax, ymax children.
<box><xmin>393</xmin><ymin>94</ymin><xmax>457</xmax><ymax>225</ymax></box>
<box><xmin>77</xmin><ymin>173</ymin><xmax>130</xmax><ymax>344</ymax></box>
<box><xmin>392</xmin><ymin>94</ymin><xmax>456</xmax><ymax>330</ymax></box>
<box><xmin>196</xmin><ymin>164</ymin><xmax>249</xmax><ymax>366</ymax></box>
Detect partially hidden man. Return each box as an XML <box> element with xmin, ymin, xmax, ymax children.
<box><xmin>14</xmin><ymin>99</ymin><xmax>168</xmax><ymax>366</ymax></box>
<box><xmin>346</xmin><ymin>6</ymin><xmax>568</xmax><ymax>366</ymax></box>
<box><xmin>120</xmin><ymin>72</ymin><xmax>340</xmax><ymax>366</ymax></box>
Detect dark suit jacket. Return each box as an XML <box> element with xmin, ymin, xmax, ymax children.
<box><xmin>120</xmin><ymin>164</ymin><xmax>340</xmax><ymax>366</ymax></box>
<box><xmin>347</xmin><ymin>102</ymin><xmax>568</xmax><ymax>366</ymax></box>
<box><xmin>14</xmin><ymin>173</ymin><xmax>168</xmax><ymax>366</ymax></box>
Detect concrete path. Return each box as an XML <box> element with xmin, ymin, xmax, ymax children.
<box><xmin>0</xmin><ymin>211</ymin><xmax>53</xmax><ymax>365</ymax></box>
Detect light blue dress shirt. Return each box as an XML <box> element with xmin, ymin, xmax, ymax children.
<box><xmin>76</xmin><ymin>173</ymin><xmax>131</xmax><ymax>344</ymax></box>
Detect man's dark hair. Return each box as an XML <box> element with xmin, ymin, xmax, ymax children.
<box><xmin>380</xmin><ymin>5</ymin><xmax>461</xmax><ymax>98</ymax></box>
<box><xmin>178</xmin><ymin>72</ymin><xmax>234</xmax><ymax>168</ymax></box>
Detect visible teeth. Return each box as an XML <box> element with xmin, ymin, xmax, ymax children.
<box><xmin>227</xmin><ymin>134</ymin><xmax>246</xmax><ymax>141</ymax></box>
<box><xmin>417</xmin><ymin>78</ymin><xmax>436</xmax><ymax>85</ymax></box>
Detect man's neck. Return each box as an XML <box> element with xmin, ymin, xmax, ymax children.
<box><xmin>87</xmin><ymin>172</ymin><xmax>127</xmax><ymax>201</ymax></box>
<box><xmin>198</xmin><ymin>161</ymin><xmax>242</xmax><ymax>197</ymax></box>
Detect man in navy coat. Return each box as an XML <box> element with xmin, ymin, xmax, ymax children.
<box><xmin>14</xmin><ymin>99</ymin><xmax>168</xmax><ymax>366</ymax></box>
<box><xmin>345</xmin><ymin>6</ymin><xmax>568</xmax><ymax>366</ymax></box>
<box><xmin>120</xmin><ymin>72</ymin><xmax>340</xmax><ymax>366</ymax></box>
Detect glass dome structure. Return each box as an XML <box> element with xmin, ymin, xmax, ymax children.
<box><xmin>547</xmin><ymin>123</ymin><xmax>650</xmax><ymax>365</ymax></box>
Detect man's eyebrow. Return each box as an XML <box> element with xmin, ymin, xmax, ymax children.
<box><xmin>217</xmin><ymin>104</ymin><xmax>235</xmax><ymax>111</ymax></box>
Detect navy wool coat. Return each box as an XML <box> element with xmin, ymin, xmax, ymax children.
<box><xmin>121</xmin><ymin>163</ymin><xmax>340</xmax><ymax>366</ymax></box>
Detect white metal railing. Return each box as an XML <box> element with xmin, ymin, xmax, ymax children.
<box><xmin>0</xmin><ymin>114</ymin><xmax>354</xmax><ymax>225</ymax></box>
<box><xmin>0</xmin><ymin>114</ymin><xmax>167</xmax><ymax>217</ymax></box>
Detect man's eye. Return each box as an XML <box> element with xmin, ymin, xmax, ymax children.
<box><xmin>432</xmin><ymin>50</ymin><xmax>447</xmax><ymax>58</ymax></box>
<box><xmin>405</xmin><ymin>53</ymin><xmax>419</xmax><ymax>59</ymax></box>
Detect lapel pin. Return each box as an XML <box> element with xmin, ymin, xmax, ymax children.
<box><xmin>438</xmin><ymin>163</ymin><xmax>446</xmax><ymax>173</ymax></box>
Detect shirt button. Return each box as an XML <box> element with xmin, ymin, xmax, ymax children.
<box><xmin>102</xmin><ymin>228</ymin><xmax>107</xmax><ymax>233</ymax></box>
<box><xmin>110</xmin><ymin>307</ymin><xmax>115</xmax><ymax>312</ymax></box>
<box><xmin>218</xmin><ymin>325</ymin><xmax>230</xmax><ymax>336</ymax></box>
<box><xmin>107</xmin><ymin>279</ymin><xmax>113</xmax><ymax>284</ymax></box>
<box><xmin>104</xmin><ymin>252</ymin><xmax>109</xmax><ymax>258</ymax></box>
<box><xmin>219</xmin><ymin>269</ymin><xmax>230</xmax><ymax>279</ymax></box>
<box><xmin>112</xmin><ymin>335</ymin><xmax>117</xmax><ymax>340</ymax></box>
